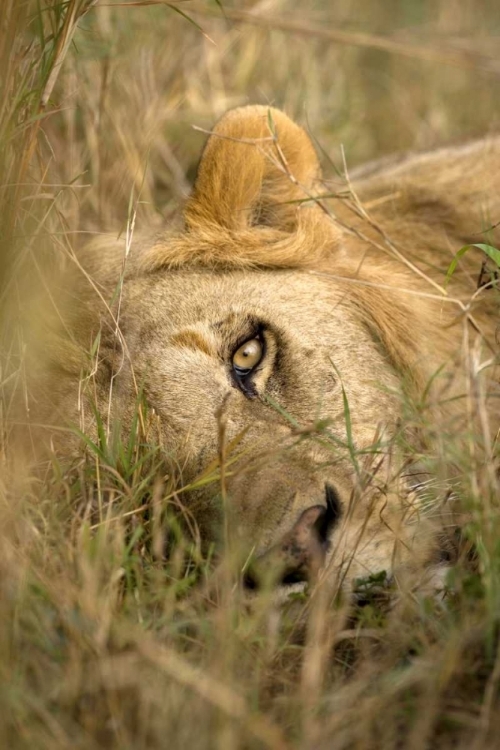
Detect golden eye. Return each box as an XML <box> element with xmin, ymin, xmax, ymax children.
<box><xmin>232</xmin><ymin>337</ymin><xmax>263</xmax><ymax>373</ymax></box>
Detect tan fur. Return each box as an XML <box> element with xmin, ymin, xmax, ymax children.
<box><xmin>27</xmin><ymin>106</ymin><xmax>499</xmax><ymax>591</ymax></box>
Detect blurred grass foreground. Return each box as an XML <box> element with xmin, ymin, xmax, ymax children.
<box><xmin>1</xmin><ymin>1</ymin><xmax>500</xmax><ymax>749</ymax></box>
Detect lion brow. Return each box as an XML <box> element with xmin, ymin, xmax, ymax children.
<box><xmin>169</xmin><ymin>329</ymin><xmax>215</xmax><ymax>356</ymax></box>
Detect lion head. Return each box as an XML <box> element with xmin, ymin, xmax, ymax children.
<box><xmin>28</xmin><ymin>106</ymin><xmax>499</xmax><ymax>593</ymax></box>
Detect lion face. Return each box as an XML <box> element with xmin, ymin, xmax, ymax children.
<box><xmin>37</xmin><ymin>105</ymin><xmax>499</xmax><ymax>592</ymax></box>
<box><xmin>119</xmin><ymin>267</ymin><xmax>408</xmax><ymax>586</ymax></box>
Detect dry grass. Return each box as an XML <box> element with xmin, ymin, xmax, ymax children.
<box><xmin>1</xmin><ymin>1</ymin><xmax>500</xmax><ymax>748</ymax></box>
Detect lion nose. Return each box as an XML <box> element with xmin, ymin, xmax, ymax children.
<box><xmin>244</xmin><ymin>484</ymin><xmax>342</xmax><ymax>589</ymax></box>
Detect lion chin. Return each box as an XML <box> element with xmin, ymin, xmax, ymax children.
<box><xmin>26</xmin><ymin>105</ymin><xmax>499</xmax><ymax>595</ymax></box>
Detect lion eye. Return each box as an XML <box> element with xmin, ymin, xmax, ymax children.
<box><xmin>232</xmin><ymin>337</ymin><xmax>263</xmax><ymax>374</ymax></box>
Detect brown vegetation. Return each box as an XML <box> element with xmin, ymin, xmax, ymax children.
<box><xmin>1</xmin><ymin>2</ymin><xmax>499</xmax><ymax>749</ymax></box>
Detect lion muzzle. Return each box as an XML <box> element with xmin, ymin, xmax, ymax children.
<box><xmin>244</xmin><ymin>484</ymin><xmax>342</xmax><ymax>589</ymax></box>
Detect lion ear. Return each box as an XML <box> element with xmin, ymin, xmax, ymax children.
<box><xmin>184</xmin><ymin>105</ymin><xmax>322</xmax><ymax>233</ymax></box>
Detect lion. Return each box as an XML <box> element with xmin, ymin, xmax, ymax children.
<box><xmin>24</xmin><ymin>105</ymin><xmax>499</xmax><ymax>594</ymax></box>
